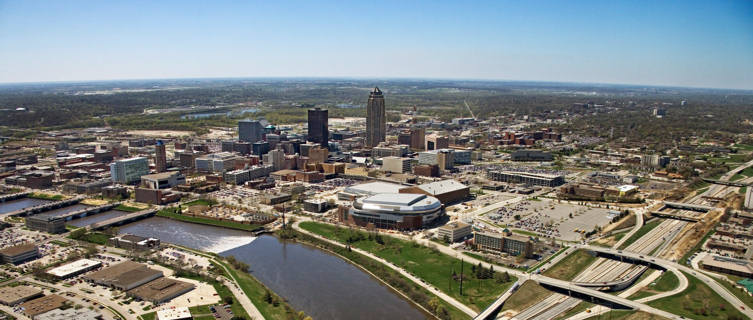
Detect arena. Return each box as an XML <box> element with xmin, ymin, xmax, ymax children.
<box><xmin>346</xmin><ymin>193</ymin><xmax>443</xmax><ymax>230</ymax></box>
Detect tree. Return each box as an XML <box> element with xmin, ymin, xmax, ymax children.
<box><xmin>224</xmin><ymin>296</ymin><xmax>234</xmax><ymax>305</ymax></box>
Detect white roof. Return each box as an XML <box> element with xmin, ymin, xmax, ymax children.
<box><xmin>617</xmin><ymin>185</ymin><xmax>638</xmax><ymax>192</ymax></box>
<box><xmin>344</xmin><ymin>181</ymin><xmax>404</xmax><ymax>195</ymax></box>
<box><xmin>419</xmin><ymin>179</ymin><xmax>468</xmax><ymax>195</ymax></box>
<box><xmin>47</xmin><ymin>259</ymin><xmax>101</xmax><ymax>277</ymax></box>
<box><xmin>157</xmin><ymin>307</ymin><xmax>192</xmax><ymax>320</ymax></box>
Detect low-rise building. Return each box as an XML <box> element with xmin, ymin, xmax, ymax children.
<box><xmin>36</xmin><ymin>307</ymin><xmax>103</xmax><ymax>320</ymax></box>
<box><xmin>382</xmin><ymin>156</ymin><xmax>412</xmax><ymax>174</ymax></box>
<box><xmin>510</xmin><ymin>150</ymin><xmax>553</xmax><ymax>162</ymax></box>
<box><xmin>140</xmin><ymin>171</ymin><xmax>186</xmax><ymax>189</ymax></box>
<box><xmin>20</xmin><ymin>294</ymin><xmax>69</xmax><ymax>318</ymax></box>
<box><xmin>47</xmin><ymin>259</ymin><xmax>102</xmax><ymax>279</ymax></box>
<box><xmin>84</xmin><ymin>261</ymin><xmax>164</xmax><ymax>291</ymax></box>
<box><xmin>26</xmin><ymin>214</ymin><xmax>67</xmax><ymax>234</ymax></box>
<box><xmin>156</xmin><ymin>307</ymin><xmax>192</xmax><ymax>320</ymax></box>
<box><xmin>0</xmin><ymin>285</ymin><xmax>43</xmax><ymax>306</ymax></box>
<box><xmin>399</xmin><ymin>179</ymin><xmax>470</xmax><ymax>204</ymax></box>
<box><xmin>437</xmin><ymin>222</ymin><xmax>471</xmax><ymax>242</ymax></box>
<box><xmin>700</xmin><ymin>255</ymin><xmax>753</xmax><ymax>278</ymax></box>
<box><xmin>487</xmin><ymin>170</ymin><xmax>565</xmax><ymax>187</ymax></box>
<box><xmin>127</xmin><ymin>277</ymin><xmax>195</xmax><ymax>304</ymax></box>
<box><xmin>108</xmin><ymin>234</ymin><xmax>160</xmax><ymax>251</ymax></box>
<box><xmin>474</xmin><ymin>231</ymin><xmax>533</xmax><ymax>258</ymax></box>
<box><xmin>0</xmin><ymin>243</ymin><xmax>40</xmax><ymax>264</ymax></box>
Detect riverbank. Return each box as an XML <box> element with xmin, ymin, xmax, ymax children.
<box><xmin>280</xmin><ymin>225</ymin><xmax>468</xmax><ymax>320</ymax></box>
<box><xmin>298</xmin><ymin>221</ymin><xmax>516</xmax><ymax>313</ymax></box>
<box><xmin>156</xmin><ymin>208</ymin><xmax>264</xmax><ymax>232</ymax></box>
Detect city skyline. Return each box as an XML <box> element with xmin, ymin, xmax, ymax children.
<box><xmin>0</xmin><ymin>1</ymin><xmax>752</xmax><ymax>90</ymax></box>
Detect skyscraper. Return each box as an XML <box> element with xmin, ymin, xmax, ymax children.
<box><xmin>307</xmin><ymin>107</ymin><xmax>328</xmax><ymax>148</ymax></box>
<box><xmin>154</xmin><ymin>140</ymin><xmax>166</xmax><ymax>173</ymax></box>
<box><xmin>366</xmin><ymin>87</ymin><xmax>386</xmax><ymax>148</ymax></box>
<box><xmin>239</xmin><ymin>120</ymin><xmax>263</xmax><ymax>143</ymax></box>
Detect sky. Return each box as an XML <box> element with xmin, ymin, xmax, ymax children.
<box><xmin>0</xmin><ymin>0</ymin><xmax>752</xmax><ymax>90</ymax></box>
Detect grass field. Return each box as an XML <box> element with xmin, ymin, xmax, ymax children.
<box><xmin>68</xmin><ymin>231</ymin><xmax>110</xmax><ymax>245</ymax></box>
<box><xmin>618</xmin><ymin>219</ymin><xmax>662</xmax><ymax>250</ymax></box>
<box><xmin>184</xmin><ymin>199</ymin><xmax>217</xmax><ymax>207</ymax></box>
<box><xmin>300</xmin><ymin>221</ymin><xmax>516</xmax><ymax>312</ymax></box>
<box><xmin>114</xmin><ymin>204</ymin><xmax>142</xmax><ymax>212</ymax></box>
<box><xmin>628</xmin><ymin>270</ymin><xmax>679</xmax><ymax>300</ymax></box>
<box><xmin>647</xmin><ymin>271</ymin><xmax>746</xmax><ymax>319</ymax></box>
<box><xmin>714</xmin><ymin>277</ymin><xmax>753</xmax><ymax>310</ymax></box>
<box><xmin>542</xmin><ymin>249</ymin><xmax>597</xmax><ymax>281</ymax></box>
<box><xmin>587</xmin><ymin>311</ymin><xmax>669</xmax><ymax>320</ymax></box>
<box><xmin>27</xmin><ymin>192</ymin><xmax>64</xmax><ymax>201</ymax></box>
<box><xmin>157</xmin><ymin>208</ymin><xmax>263</xmax><ymax>231</ymax></box>
<box><xmin>500</xmin><ymin>280</ymin><xmax>552</xmax><ymax>313</ymax></box>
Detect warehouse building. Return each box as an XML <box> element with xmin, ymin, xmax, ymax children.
<box><xmin>20</xmin><ymin>294</ymin><xmax>69</xmax><ymax>318</ymax></box>
<box><xmin>127</xmin><ymin>277</ymin><xmax>195</xmax><ymax>304</ymax></box>
<box><xmin>700</xmin><ymin>255</ymin><xmax>753</xmax><ymax>278</ymax></box>
<box><xmin>47</xmin><ymin>259</ymin><xmax>102</xmax><ymax>279</ymax></box>
<box><xmin>0</xmin><ymin>243</ymin><xmax>40</xmax><ymax>264</ymax></box>
<box><xmin>84</xmin><ymin>261</ymin><xmax>163</xmax><ymax>291</ymax></box>
<box><xmin>108</xmin><ymin>234</ymin><xmax>161</xmax><ymax>251</ymax></box>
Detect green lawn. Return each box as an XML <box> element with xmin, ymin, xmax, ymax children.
<box><xmin>211</xmin><ymin>260</ymin><xmax>303</xmax><ymax>320</ymax></box>
<box><xmin>735</xmin><ymin>144</ymin><xmax>753</xmax><ymax>151</ymax></box>
<box><xmin>156</xmin><ymin>209</ymin><xmax>263</xmax><ymax>231</ymax></box>
<box><xmin>714</xmin><ymin>277</ymin><xmax>753</xmax><ymax>310</ymax></box>
<box><xmin>300</xmin><ymin>221</ymin><xmax>516</xmax><ymax>313</ymax></box>
<box><xmin>501</xmin><ymin>280</ymin><xmax>552</xmax><ymax>312</ymax></box>
<box><xmin>114</xmin><ymin>204</ymin><xmax>142</xmax><ymax>212</ymax></box>
<box><xmin>647</xmin><ymin>271</ymin><xmax>746</xmax><ymax>319</ymax></box>
<box><xmin>27</xmin><ymin>192</ymin><xmax>64</xmax><ymax>201</ymax></box>
<box><xmin>542</xmin><ymin>249</ymin><xmax>597</xmax><ymax>281</ymax></box>
<box><xmin>587</xmin><ymin>311</ymin><xmax>669</xmax><ymax>320</ymax></box>
<box><xmin>68</xmin><ymin>231</ymin><xmax>110</xmax><ymax>245</ymax></box>
<box><xmin>184</xmin><ymin>199</ymin><xmax>217</xmax><ymax>206</ymax></box>
<box><xmin>618</xmin><ymin>219</ymin><xmax>662</xmax><ymax>250</ymax></box>
<box><xmin>628</xmin><ymin>271</ymin><xmax>679</xmax><ymax>300</ymax></box>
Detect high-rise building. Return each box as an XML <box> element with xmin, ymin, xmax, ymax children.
<box><xmin>110</xmin><ymin>157</ymin><xmax>149</xmax><ymax>184</ymax></box>
<box><xmin>410</xmin><ymin>127</ymin><xmax>425</xmax><ymax>151</ymax></box>
<box><xmin>366</xmin><ymin>87</ymin><xmax>386</xmax><ymax>147</ymax></box>
<box><xmin>307</xmin><ymin>107</ymin><xmax>328</xmax><ymax>148</ymax></box>
<box><xmin>154</xmin><ymin>141</ymin><xmax>166</xmax><ymax>173</ymax></box>
<box><xmin>239</xmin><ymin>120</ymin><xmax>263</xmax><ymax>143</ymax></box>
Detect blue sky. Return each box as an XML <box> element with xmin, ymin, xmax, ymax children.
<box><xmin>0</xmin><ymin>0</ymin><xmax>752</xmax><ymax>89</ymax></box>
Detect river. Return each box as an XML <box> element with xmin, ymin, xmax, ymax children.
<box><xmin>0</xmin><ymin>198</ymin><xmax>52</xmax><ymax>214</ymax></box>
<box><xmin>119</xmin><ymin>217</ymin><xmax>429</xmax><ymax>320</ymax></box>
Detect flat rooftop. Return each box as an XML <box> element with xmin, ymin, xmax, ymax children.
<box><xmin>365</xmin><ymin>193</ymin><xmax>427</xmax><ymax>206</ymax></box>
<box><xmin>20</xmin><ymin>294</ymin><xmax>68</xmax><ymax>317</ymax></box>
<box><xmin>344</xmin><ymin>181</ymin><xmax>405</xmax><ymax>195</ymax></box>
<box><xmin>0</xmin><ymin>243</ymin><xmax>37</xmax><ymax>256</ymax></box>
<box><xmin>36</xmin><ymin>308</ymin><xmax>102</xmax><ymax>320</ymax></box>
<box><xmin>156</xmin><ymin>307</ymin><xmax>191</xmax><ymax>320</ymax></box>
<box><xmin>701</xmin><ymin>255</ymin><xmax>753</xmax><ymax>274</ymax></box>
<box><xmin>127</xmin><ymin>277</ymin><xmax>195</xmax><ymax>303</ymax></box>
<box><xmin>418</xmin><ymin>179</ymin><xmax>469</xmax><ymax>195</ymax></box>
<box><xmin>47</xmin><ymin>259</ymin><xmax>101</xmax><ymax>278</ymax></box>
<box><xmin>0</xmin><ymin>285</ymin><xmax>42</xmax><ymax>305</ymax></box>
<box><xmin>141</xmin><ymin>171</ymin><xmax>180</xmax><ymax>181</ymax></box>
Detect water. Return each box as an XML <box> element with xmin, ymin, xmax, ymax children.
<box><xmin>0</xmin><ymin>198</ymin><xmax>52</xmax><ymax>214</ymax></box>
<box><xmin>68</xmin><ymin>209</ymin><xmax>130</xmax><ymax>227</ymax></box>
<box><xmin>120</xmin><ymin>217</ymin><xmax>428</xmax><ymax>320</ymax></box>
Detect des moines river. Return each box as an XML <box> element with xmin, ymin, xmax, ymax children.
<box><xmin>120</xmin><ymin>217</ymin><xmax>429</xmax><ymax>320</ymax></box>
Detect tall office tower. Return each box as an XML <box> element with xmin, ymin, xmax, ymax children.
<box><xmin>154</xmin><ymin>140</ymin><xmax>166</xmax><ymax>173</ymax></box>
<box><xmin>110</xmin><ymin>157</ymin><xmax>149</xmax><ymax>184</ymax></box>
<box><xmin>307</xmin><ymin>107</ymin><xmax>329</xmax><ymax>148</ymax></box>
<box><xmin>410</xmin><ymin>127</ymin><xmax>425</xmax><ymax>151</ymax></box>
<box><xmin>239</xmin><ymin>120</ymin><xmax>263</xmax><ymax>143</ymax></box>
<box><xmin>366</xmin><ymin>87</ymin><xmax>386</xmax><ymax>147</ymax></box>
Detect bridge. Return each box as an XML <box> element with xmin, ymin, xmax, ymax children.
<box><xmin>703</xmin><ymin>178</ymin><xmax>749</xmax><ymax>188</ymax></box>
<box><xmin>662</xmin><ymin>201</ymin><xmax>715</xmax><ymax>212</ymax></box>
<box><xmin>473</xmin><ymin>280</ymin><xmax>521</xmax><ymax>320</ymax></box>
<box><xmin>649</xmin><ymin>211</ymin><xmax>700</xmax><ymax>222</ymax></box>
<box><xmin>89</xmin><ymin>208</ymin><xmax>157</xmax><ymax>230</ymax></box>
<box><xmin>0</xmin><ymin>192</ymin><xmax>29</xmax><ymax>203</ymax></box>
<box><xmin>571</xmin><ymin>265</ymin><xmax>649</xmax><ymax>291</ymax></box>
<box><xmin>57</xmin><ymin>203</ymin><xmax>120</xmax><ymax>221</ymax></box>
<box><xmin>5</xmin><ymin>197</ymin><xmax>83</xmax><ymax>217</ymax></box>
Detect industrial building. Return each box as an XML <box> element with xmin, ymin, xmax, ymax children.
<box><xmin>0</xmin><ymin>243</ymin><xmax>40</xmax><ymax>264</ymax></box>
<box><xmin>47</xmin><ymin>259</ymin><xmax>102</xmax><ymax>279</ymax></box>
<box><xmin>487</xmin><ymin>170</ymin><xmax>565</xmax><ymax>187</ymax></box>
<box><xmin>700</xmin><ymin>255</ymin><xmax>753</xmax><ymax>278</ymax></box>
<box><xmin>127</xmin><ymin>277</ymin><xmax>195</xmax><ymax>304</ymax></box>
<box><xmin>110</xmin><ymin>157</ymin><xmax>149</xmax><ymax>184</ymax></box>
<box><xmin>474</xmin><ymin>231</ymin><xmax>534</xmax><ymax>258</ymax></box>
<box><xmin>437</xmin><ymin>222</ymin><xmax>472</xmax><ymax>242</ymax></box>
<box><xmin>85</xmin><ymin>261</ymin><xmax>163</xmax><ymax>291</ymax></box>
<box><xmin>344</xmin><ymin>193</ymin><xmax>443</xmax><ymax>230</ymax></box>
